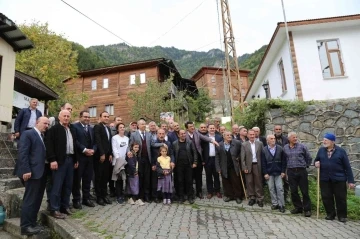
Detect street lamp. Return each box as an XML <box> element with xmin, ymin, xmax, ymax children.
<box><xmin>262</xmin><ymin>82</ymin><xmax>270</xmax><ymax>99</ymax></box>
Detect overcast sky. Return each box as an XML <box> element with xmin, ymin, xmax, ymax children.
<box><xmin>1</xmin><ymin>0</ymin><xmax>359</xmax><ymax>54</ymax></box>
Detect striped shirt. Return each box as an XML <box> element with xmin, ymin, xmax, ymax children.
<box><xmin>283</xmin><ymin>143</ymin><xmax>312</xmax><ymax>168</ymax></box>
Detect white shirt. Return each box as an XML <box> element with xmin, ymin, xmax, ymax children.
<box><xmin>250</xmin><ymin>141</ymin><xmax>257</xmax><ymax>163</ymax></box>
<box><xmin>27</xmin><ymin>109</ymin><xmax>37</xmax><ymax>128</ymax></box>
<box><xmin>103</xmin><ymin>123</ymin><xmax>110</xmax><ymax>140</ymax></box>
<box><xmin>111</xmin><ymin>135</ymin><xmax>129</xmax><ymax>166</ymax></box>
<box><xmin>209</xmin><ymin>134</ymin><xmax>216</xmax><ymax>157</ymax></box>
<box><xmin>138</xmin><ymin>130</ymin><xmax>146</xmax><ymax>139</ymax></box>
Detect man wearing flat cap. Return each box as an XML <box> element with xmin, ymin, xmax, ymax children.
<box><xmin>314</xmin><ymin>133</ymin><xmax>355</xmax><ymax>223</ymax></box>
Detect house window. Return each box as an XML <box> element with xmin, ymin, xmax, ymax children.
<box><xmin>317</xmin><ymin>39</ymin><xmax>345</xmax><ymax>78</ymax></box>
<box><xmin>278</xmin><ymin>59</ymin><xmax>287</xmax><ymax>93</ymax></box>
<box><xmin>211</xmin><ymin>76</ymin><xmax>216</xmax><ymax>83</ymax></box>
<box><xmin>105</xmin><ymin>104</ymin><xmax>114</xmax><ymax>115</ymax></box>
<box><xmin>103</xmin><ymin>78</ymin><xmax>109</xmax><ymax>88</ymax></box>
<box><xmin>91</xmin><ymin>80</ymin><xmax>97</xmax><ymax>90</ymax></box>
<box><xmin>140</xmin><ymin>73</ymin><xmax>146</xmax><ymax>84</ymax></box>
<box><xmin>212</xmin><ymin>88</ymin><xmax>216</xmax><ymax>95</ymax></box>
<box><xmin>89</xmin><ymin>106</ymin><xmax>97</xmax><ymax>117</ymax></box>
<box><xmin>130</xmin><ymin>74</ymin><xmax>136</xmax><ymax>85</ymax></box>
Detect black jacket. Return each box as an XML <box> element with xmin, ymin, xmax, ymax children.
<box><xmin>93</xmin><ymin>123</ymin><xmax>112</xmax><ymax>156</ymax></box>
<box><xmin>172</xmin><ymin>139</ymin><xmax>198</xmax><ymax>165</ymax></box>
<box><xmin>215</xmin><ymin>140</ymin><xmax>242</xmax><ymax>178</ymax></box>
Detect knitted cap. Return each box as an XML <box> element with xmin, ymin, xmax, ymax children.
<box><xmin>324</xmin><ymin>133</ymin><xmax>336</xmax><ymax>142</ymax></box>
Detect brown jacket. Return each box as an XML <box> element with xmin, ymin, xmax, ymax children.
<box><xmin>240</xmin><ymin>140</ymin><xmax>263</xmax><ymax>173</ymax></box>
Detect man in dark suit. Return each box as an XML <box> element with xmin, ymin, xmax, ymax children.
<box><xmin>185</xmin><ymin>121</ymin><xmax>219</xmax><ymax>199</ymax></box>
<box><xmin>231</xmin><ymin>124</ymin><xmax>240</xmax><ymax>140</ymax></box>
<box><xmin>45</xmin><ymin>110</ymin><xmax>78</xmax><ymax>219</ymax></box>
<box><xmin>215</xmin><ymin>131</ymin><xmax>244</xmax><ymax>204</ymax></box>
<box><xmin>241</xmin><ymin>129</ymin><xmax>264</xmax><ymax>207</ymax></box>
<box><xmin>72</xmin><ymin>111</ymin><xmax>96</xmax><ymax>209</ymax></box>
<box><xmin>128</xmin><ymin>119</ymin><xmax>152</xmax><ymax>202</ymax></box>
<box><xmin>150</xmin><ymin>129</ymin><xmax>174</xmax><ymax>202</ymax></box>
<box><xmin>93</xmin><ymin>111</ymin><xmax>113</xmax><ymax>206</ymax></box>
<box><xmin>167</xmin><ymin>121</ymin><xmax>180</xmax><ymax>144</ymax></box>
<box><xmin>14</xmin><ymin>98</ymin><xmax>42</xmax><ymax>140</ymax></box>
<box><xmin>203</xmin><ymin>124</ymin><xmax>223</xmax><ymax>199</ymax></box>
<box><xmin>16</xmin><ymin>117</ymin><xmax>49</xmax><ymax>236</ymax></box>
<box><xmin>253</xmin><ymin>127</ymin><xmax>267</xmax><ymax>147</ymax></box>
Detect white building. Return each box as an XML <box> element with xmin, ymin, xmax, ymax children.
<box><xmin>245</xmin><ymin>14</ymin><xmax>360</xmax><ymax>102</ymax></box>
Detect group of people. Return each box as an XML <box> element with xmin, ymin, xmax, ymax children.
<box><xmin>14</xmin><ymin>98</ymin><xmax>356</xmax><ymax>236</ymax></box>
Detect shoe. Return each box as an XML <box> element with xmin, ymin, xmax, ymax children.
<box><xmin>290</xmin><ymin>208</ymin><xmax>303</xmax><ymax>214</ymax></box>
<box><xmin>188</xmin><ymin>198</ymin><xmax>195</xmax><ymax>204</ymax></box>
<box><xmin>128</xmin><ymin>198</ymin><xmax>135</xmax><ymax>205</ymax></box>
<box><xmin>21</xmin><ymin>226</ymin><xmax>42</xmax><ymax>236</ymax></box>
<box><xmin>144</xmin><ymin>195</ymin><xmax>152</xmax><ymax>203</ymax></box>
<box><xmin>167</xmin><ymin>199</ymin><xmax>171</xmax><ymax>205</ymax></box>
<box><xmin>50</xmin><ymin>211</ymin><xmax>65</xmax><ymax>219</ymax></box>
<box><xmin>163</xmin><ymin>199</ymin><xmax>167</xmax><ymax>205</ymax></box>
<box><xmin>154</xmin><ymin>198</ymin><xmax>161</xmax><ymax>203</ymax></box>
<box><xmin>196</xmin><ymin>192</ymin><xmax>203</xmax><ymax>199</ymax></box>
<box><xmin>97</xmin><ymin>198</ymin><xmax>106</xmax><ymax>206</ymax></box>
<box><xmin>279</xmin><ymin>206</ymin><xmax>285</xmax><ymax>213</ymax></box>
<box><xmin>257</xmin><ymin>201</ymin><xmax>264</xmax><ymax>207</ymax></box>
<box><xmin>207</xmin><ymin>193</ymin><xmax>213</xmax><ymax>199</ymax></box>
<box><xmin>172</xmin><ymin>194</ymin><xmax>178</xmax><ymax>202</ymax></box>
<box><xmin>223</xmin><ymin>197</ymin><xmax>231</xmax><ymax>202</ymax></box>
<box><xmin>73</xmin><ymin>201</ymin><xmax>82</xmax><ymax>209</ymax></box>
<box><xmin>135</xmin><ymin>199</ymin><xmax>145</xmax><ymax>206</ymax></box>
<box><xmin>338</xmin><ymin>217</ymin><xmax>347</xmax><ymax>223</ymax></box>
<box><xmin>236</xmin><ymin>198</ymin><xmax>242</xmax><ymax>204</ymax></box>
<box><xmin>60</xmin><ymin>208</ymin><xmax>73</xmax><ymax>215</ymax></box>
<box><xmin>89</xmin><ymin>194</ymin><xmax>96</xmax><ymax>200</ymax></box>
<box><xmin>304</xmin><ymin>211</ymin><xmax>312</xmax><ymax>217</ymax></box>
<box><xmin>248</xmin><ymin>199</ymin><xmax>256</xmax><ymax>206</ymax></box>
<box><xmin>179</xmin><ymin>197</ymin><xmax>185</xmax><ymax>204</ymax></box>
<box><xmin>216</xmin><ymin>192</ymin><xmax>222</xmax><ymax>198</ymax></box>
<box><xmin>109</xmin><ymin>191</ymin><xmax>116</xmax><ymax>198</ymax></box>
<box><xmin>103</xmin><ymin>197</ymin><xmax>112</xmax><ymax>204</ymax></box>
<box><xmin>271</xmin><ymin>205</ymin><xmax>279</xmax><ymax>210</ymax></box>
<box><xmin>82</xmin><ymin>199</ymin><xmax>95</xmax><ymax>207</ymax></box>
<box><xmin>325</xmin><ymin>214</ymin><xmax>335</xmax><ymax>220</ymax></box>
<box><xmin>33</xmin><ymin>224</ymin><xmax>45</xmax><ymax>231</ymax></box>
<box><xmin>117</xmin><ymin>197</ymin><xmax>124</xmax><ymax>204</ymax></box>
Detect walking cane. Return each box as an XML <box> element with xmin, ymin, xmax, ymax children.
<box><xmin>317</xmin><ymin>167</ymin><xmax>320</xmax><ymax>219</ymax></box>
<box><xmin>239</xmin><ymin>169</ymin><xmax>248</xmax><ymax>200</ymax></box>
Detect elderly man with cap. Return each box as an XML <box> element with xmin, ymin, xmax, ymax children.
<box><xmin>314</xmin><ymin>133</ymin><xmax>355</xmax><ymax>223</ymax></box>
<box><xmin>127</xmin><ymin>121</ymin><xmax>138</xmax><ymax>138</ymax></box>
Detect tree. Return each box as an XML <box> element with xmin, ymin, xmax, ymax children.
<box><xmin>186</xmin><ymin>88</ymin><xmax>213</xmax><ymax>122</ymax></box>
<box><xmin>15</xmin><ymin>22</ymin><xmax>86</xmax><ymax>115</ymax></box>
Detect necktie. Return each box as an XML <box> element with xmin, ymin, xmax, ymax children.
<box><xmin>142</xmin><ymin>132</ymin><xmax>145</xmax><ymax>139</ymax></box>
<box><xmin>84</xmin><ymin>125</ymin><xmax>88</xmax><ymax>133</ymax></box>
<box><xmin>41</xmin><ymin>133</ymin><xmax>44</xmax><ymax>140</ymax></box>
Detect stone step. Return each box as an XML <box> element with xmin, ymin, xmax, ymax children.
<box><xmin>0</xmin><ymin>228</ymin><xmax>18</xmax><ymax>239</ymax></box>
<box><xmin>1</xmin><ymin>187</ymin><xmax>25</xmax><ymax>219</ymax></box>
<box><xmin>0</xmin><ymin>168</ymin><xmax>16</xmax><ymax>179</ymax></box>
<box><xmin>0</xmin><ymin>159</ymin><xmax>15</xmax><ymax>169</ymax></box>
<box><xmin>3</xmin><ymin>218</ymin><xmax>50</xmax><ymax>239</ymax></box>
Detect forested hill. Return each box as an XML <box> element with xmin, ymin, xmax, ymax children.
<box><xmin>73</xmin><ymin>42</ymin><xmax>267</xmax><ymax>81</ymax></box>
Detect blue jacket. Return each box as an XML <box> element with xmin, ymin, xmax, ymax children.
<box><xmin>14</xmin><ymin>108</ymin><xmax>42</xmax><ymax>135</ymax></box>
<box><xmin>261</xmin><ymin>145</ymin><xmax>287</xmax><ymax>176</ymax></box>
<box><xmin>314</xmin><ymin>145</ymin><xmax>354</xmax><ymax>183</ymax></box>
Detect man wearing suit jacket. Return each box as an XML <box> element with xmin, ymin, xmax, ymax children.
<box><xmin>241</xmin><ymin>129</ymin><xmax>264</xmax><ymax>207</ymax></box>
<box><xmin>215</xmin><ymin>131</ymin><xmax>244</xmax><ymax>204</ymax></box>
<box><xmin>167</xmin><ymin>121</ymin><xmax>180</xmax><ymax>144</ymax></box>
<box><xmin>185</xmin><ymin>121</ymin><xmax>219</xmax><ymax>199</ymax></box>
<box><xmin>72</xmin><ymin>111</ymin><xmax>96</xmax><ymax>209</ymax></box>
<box><xmin>17</xmin><ymin>117</ymin><xmax>49</xmax><ymax>236</ymax></box>
<box><xmin>253</xmin><ymin>127</ymin><xmax>267</xmax><ymax>147</ymax></box>
<box><xmin>14</xmin><ymin>98</ymin><xmax>42</xmax><ymax>140</ymax></box>
<box><xmin>231</xmin><ymin>124</ymin><xmax>240</xmax><ymax>140</ymax></box>
<box><xmin>45</xmin><ymin>110</ymin><xmax>79</xmax><ymax>219</ymax></box>
<box><xmin>93</xmin><ymin>111</ymin><xmax>113</xmax><ymax>206</ymax></box>
<box><xmin>203</xmin><ymin>124</ymin><xmax>223</xmax><ymax>199</ymax></box>
<box><xmin>128</xmin><ymin>119</ymin><xmax>152</xmax><ymax>202</ymax></box>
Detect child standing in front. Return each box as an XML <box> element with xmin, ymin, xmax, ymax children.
<box><xmin>157</xmin><ymin>146</ymin><xmax>173</xmax><ymax>205</ymax></box>
<box><xmin>125</xmin><ymin>142</ymin><xmax>144</xmax><ymax>206</ymax></box>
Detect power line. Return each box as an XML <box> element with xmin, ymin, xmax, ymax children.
<box><xmin>147</xmin><ymin>0</ymin><xmax>206</xmax><ymax>46</ymax></box>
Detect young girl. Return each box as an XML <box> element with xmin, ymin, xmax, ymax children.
<box><xmin>157</xmin><ymin>146</ymin><xmax>173</xmax><ymax>205</ymax></box>
<box><xmin>125</xmin><ymin>142</ymin><xmax>144</xmax><ymax>206</ymax></box>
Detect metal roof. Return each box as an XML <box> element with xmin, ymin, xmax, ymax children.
<box><xmin>0</xmin><ymin>13</ymin><xmax>34</xmax><ymax>52</ymax></box>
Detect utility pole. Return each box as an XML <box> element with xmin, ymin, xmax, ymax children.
<box><xmin>219</xmin><ymin>0</ymin><xmax>243</xmax><ymax>123</ymax></box>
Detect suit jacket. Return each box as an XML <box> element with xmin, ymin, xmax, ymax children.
<box><xmin>16</xmin><ymin>128</ymin><xmax>46</xmax><ymax>179</ymax></box>
<box><xmin>275</xmin><ymin>135</ymin><xmax>289</xmax><ymax>147</ymax></box>
<box><xmin>172</xmin><ymin>140</ymin><xmax>198</xmax><ymax>165</ymax></box>
<box><xmin>241</xmin><ymin>141</ymin><xmax>263</xmax><ymax>173</ymax></box>
<box><xmin>73</xmin><ymin>122</ymin><xmax>97</xmax><ymax>160</ymax></box>
<box><xmin>167</xmin><ymin>131</ymin><xmax>179</xmax><ymax>144</ymax></box>
<box><xmin>14</xmin><ymin>108</ymin><xmax>42</xmax><ymax>135</ymax></box>
<box><xmin>151</xmin><ymin>139</ymin><xmax>175</xmax><ymax>165</ymax></box>
<box><xmin>128</xmin><ymin>130</ymin><xmax>152</xmax><ymax>163</ymax></box>
<box><xmin>186</xmin><ymin>130</ymin><xmax>213</xmax><ymax>160</ymax></box>
<box><xmin>94</xmin><ymin>123</ymin><xmax>112</xmax><ymax>156</ymax></box>
<box><xmin>202</xmin><ymin>133</ymin><xmax>223</xmax><ymax>165</ymax></box>
<box><xmin>257</xmin><ymin>136</ymin><xmax>267</xmax><ymax>147</ymax></box>
<box><xmin>215</xmin><ymin>140</ymin><xmax>242</xmax><ymax>178</ymax></box>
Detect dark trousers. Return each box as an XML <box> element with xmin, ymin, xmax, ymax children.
<box><xmin>205</xmin><ymin>157</ymin><xmax>220</xmax><ymax>194</ymax></box>
<box><xmin>94</xmin><ymin>154</ymin><xmax>110</xmax><ymax>198</ymax></box>
<box><xmin>176</xmin><ymin>163</ymin><xmax>193</xmax><ymax>198</ymax></box>
<box><xmin>283</xmin><ymin>177</ymin><xmax>290</xmax><ymax>200</ymax></box>
<box><xmin>45</xmin><ymin>163</ymin><xmax>52</xmax><ymax>204</ymax></box>
<box><xmin>193</xmin><ymin>153</ymin><xmax>203</xmax><ymax>194</ymax></box>
<box><xmin>320</xmin><ymin>180</ymin><xmax>347</xmax><ymax>218</ymax></box>
<box><xmin>50</xmin><ymin>156</ymin><xmax>74</xmax><ymax>211</ymax></box>
<box><xmin>72</xmin><ymin>156</ymin><xmax>93</xmax><ymax>202</ymax></box>
<box><xmin>138</xmin><ymin>157</ymin><xmax>151</xmax><ymax>199</ymax></box>
<box><xmin>108</xmin><ymin>164</ymin><xmax>115</xmax><ymax>193</ymax></box>
<box><xmin>222</xmin><ymin>167</ymin><xmax>244</xmax><ymax>199</ymax></box>
<box><xmin>115</xmin><ymin>179</ymin><xmax>124</xmax><ymax>198</ymax></box>
<box><xmin>151</xmin><ymin>169</ymin><xmax>159</xmax><ymax>199</ymax></box>
<box><xmin>21</xmin><ymin>168</ymin><xmax>47</xmax><ymax>229</ymax></box>
<box><xmin>288</xmin><ymin>168</ymin><xmax>311</xmax><ymax>211</ymax></box>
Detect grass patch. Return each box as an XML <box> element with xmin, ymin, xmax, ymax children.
<box><xmin>71</xmin><ymin>210</ymin><xmax>87</xmax><ymax>219</ymax></box>
<box><xmin>191</xmin><ymin>204</ymin><xmax>200</xmax><ymax>209</ymax></box>
<box><xmin>50</xmin><ymin>230</ymin><xmax>62</xmax><ymax>239</ymax></box>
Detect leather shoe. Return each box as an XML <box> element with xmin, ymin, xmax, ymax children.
<box><xmin>60</xmin><ymin>208</ymin><xmax>73</xmax><ymax>215</ymax></box>
<box><xmin>103</xmin><ymin>197</ymin><xmax>112</xmax><ymax>204</ymax></box>
<box><xmin>144</xmin><ymin>195</ymin><xmax>152</xmax><ymax>203</ymax></box>
<box><xmin>325</xmin><ymin>214</ymin><xmax>335</xmax><ymax>220</ymax></box>
<box><xmin>304</xmin><ymin>211</ymin><xmax>312</xmax><ymax>217</ymax></box>
<box><xmin>257</xmin><ymin>201</ymin><xmax>264</xmax><ymax>207</ymax></box>
<box><xmin>248</xmin><ymin>199</ymin><xmax>256</xmax><ymax>206</ymax></box>
<box><xmin>109</xmin><ymin>191</ymin><xmax>116</xmax><ymax>198</ymax></box>
<box><xmin>216</xmin><ymin>192</ymin><xmax>222</xmax><ymax>198</ymax></box>
<box><xmin>290</xmin><ymin>208</ymin><xmax>303</xmax><ymax>214</ymax></box>
<box><xmin>279</xmin><ymin>206</ymin><xmax>286</xmax><ymax>213</ymax></box>
<box><xmin>33</xmin><ymin>224</ymin><xmax>45</xmax><ymax>231</ymax></box>
<box><xmin>73</xmin><ymin>201</ymin><xmax>82</xmax><ymax>209</ymax></box>
<box><xmin>271</xmin><ymin>205</ymin><xmax>279</xmax><ymax>210</ymax></box>
<box><xmin>236</xmin><ymin>198</ymin><xmax>242</xmax><ymax>204</ymax></box>
<box><xmin>154</xmin><ymin>198</ymin><xmax>161</xmax><ymax>203</ymax></box>
<box><xmin>89</xmin><ymin>194</ymin><xmax>96</xmax><ymax>200</ymax></box>
<box><xmin>50</xmin><ymin>211</ymin><xmax>65</xmax><ymax>219</ymax></box>
<box><xmin>97</xmin><ymin>198</ymin><xmax>106</xmax><ymax>206</ymax></box>
<box><xmin>196</xmin><ymin>192</ymin><xmax>203</xmax><ymax>199</ymax></box>
<box><xmin>207</xmin><ymin>193</ymin><xmax>213</xmax><ymax>199</ymax></box>
<box><xmin>338</xmin><ymin>217</ymin><xmax>347</xmax><ymax>223</ymax></box>
<box><xmin>188</xmin><ymin>198</ymin><xmax>195</xmax><ymax>204</ymax></box>
<box><xmin>21</xmin><ymin>226</ymin><xmax>42</xmax><ymax>236</ymax></box>
<box><xmin>82</xmin><ymin>199</ymin><xmax>95</xmax><ymax>207</ymax></box>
